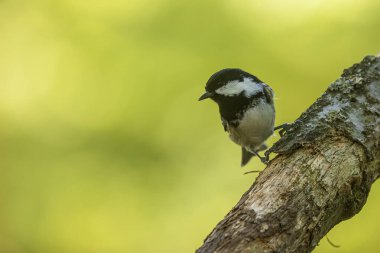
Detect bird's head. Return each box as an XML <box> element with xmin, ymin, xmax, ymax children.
<box><xmin>198</xmin><ymin>68</ymin><xmax>265</xmax><ymax>105</ymax></box>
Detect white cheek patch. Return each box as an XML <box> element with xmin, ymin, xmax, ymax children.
<box><xmin>215</xmin><ymin>77</ymin><xmax>263</xmax><ymax>97</ymax></box>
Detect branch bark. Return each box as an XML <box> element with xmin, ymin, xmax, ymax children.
<box><xmin>196</xmin><ymin>56</ymin><xmax>380</xmax><ymax>253</ymax></box>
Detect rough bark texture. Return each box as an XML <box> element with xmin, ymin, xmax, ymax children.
<box><xmin>196</xmin><ymin>56</ymin><xmax>380</xmax><ymax>253</ymax></box>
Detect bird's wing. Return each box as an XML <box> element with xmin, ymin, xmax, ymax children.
<box><xmin>262</xmin><ymin>85</ymin><xmax>274</xmax><ymax>104</ymax></box>
<box><xmin>221</xmin><ymin>117</ymin><xmax>229</xmax><ymax>132</ymax></box>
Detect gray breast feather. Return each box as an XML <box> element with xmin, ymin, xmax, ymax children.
<box><xmin>228</xmin><ymin>102</ymin><xmax>275</xmax><ymax>151</ymax></box>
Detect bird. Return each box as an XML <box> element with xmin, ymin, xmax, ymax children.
<box><xmin>198</xmin><ymin>68</ymin><xmax>276</xmax><ymax>167</ymax></box>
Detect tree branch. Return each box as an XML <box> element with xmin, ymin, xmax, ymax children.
<box><xmin>196</xmin><ymin>55</ymin><xmax>380</xmax><ymax>253</ymax></box>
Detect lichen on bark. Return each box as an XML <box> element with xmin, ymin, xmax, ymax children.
<box><xmin>268</xmin><ymin>56</ymin><xmax>380</xmax><ymax>161</ymax></box>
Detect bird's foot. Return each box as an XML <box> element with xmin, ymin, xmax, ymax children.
<box><xmin>264</xmin><ymin>151</ymin><xmax>271</xmax><ymax>162</ymax></box>
<box><xmin>274</xmin><ymin>123</ymin><xmax>292</xmax><ymax>137</ymax></box>
<box><xmin>252</xmin><ymin>151</ymin><xmax>269</xmax><ymax>165</ymax></box>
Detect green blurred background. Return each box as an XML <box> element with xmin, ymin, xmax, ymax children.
<box><xmin>0</xmin><ymin>0</ymin><xmax>379</xmax><ymax>252</ymax></box>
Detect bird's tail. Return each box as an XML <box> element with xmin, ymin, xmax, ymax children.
<box><xmin>241</xmin><ymin>143</ymin><xmax>267</xmax><ymax>167</ymax></box>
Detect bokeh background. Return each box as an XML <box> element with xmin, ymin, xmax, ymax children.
<box><xmin>0</xmin><ymin>0</ymin><xmax>379</xmax><ymax>252</ymax></box>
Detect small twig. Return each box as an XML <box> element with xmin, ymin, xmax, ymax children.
<box><xmin>243</xmin><ymin>170</ymin><xmax>261</xmax><ymax>175</ymax></box>
<box><xmin>326</xmin><ymin>236</ymin><xmax>340</xmax><ymax>248</ymax></box>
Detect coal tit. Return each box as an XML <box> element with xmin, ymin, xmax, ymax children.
<box><xmin>199</xmin><ymin>68</ymin><xmax>275</xmax><ymax>166</ymax></box>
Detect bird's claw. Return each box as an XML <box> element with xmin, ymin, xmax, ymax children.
<box><xmin>255</xmin><ymin>152</ymin><xmax>269</xmax><ymax>165</ymax></box>
<box><xmin>274</xmin><ymin>123</ymin><xmax>292</xmax><ymax>137</ymax></box>
<box><xmin>264</xmin><ymin>151</ymin><xmax>271</xmax><ymax>162</ymax></box>
<box><xmin>259</xmin><ymin>156</ymin><xmax>269</xmax><ymax>165</ymax></box>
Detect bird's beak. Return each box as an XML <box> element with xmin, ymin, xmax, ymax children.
<box><xmin>198</xmin><ymin>91</ymin><xmax>213</xmax><ymax>101</ymax></box>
